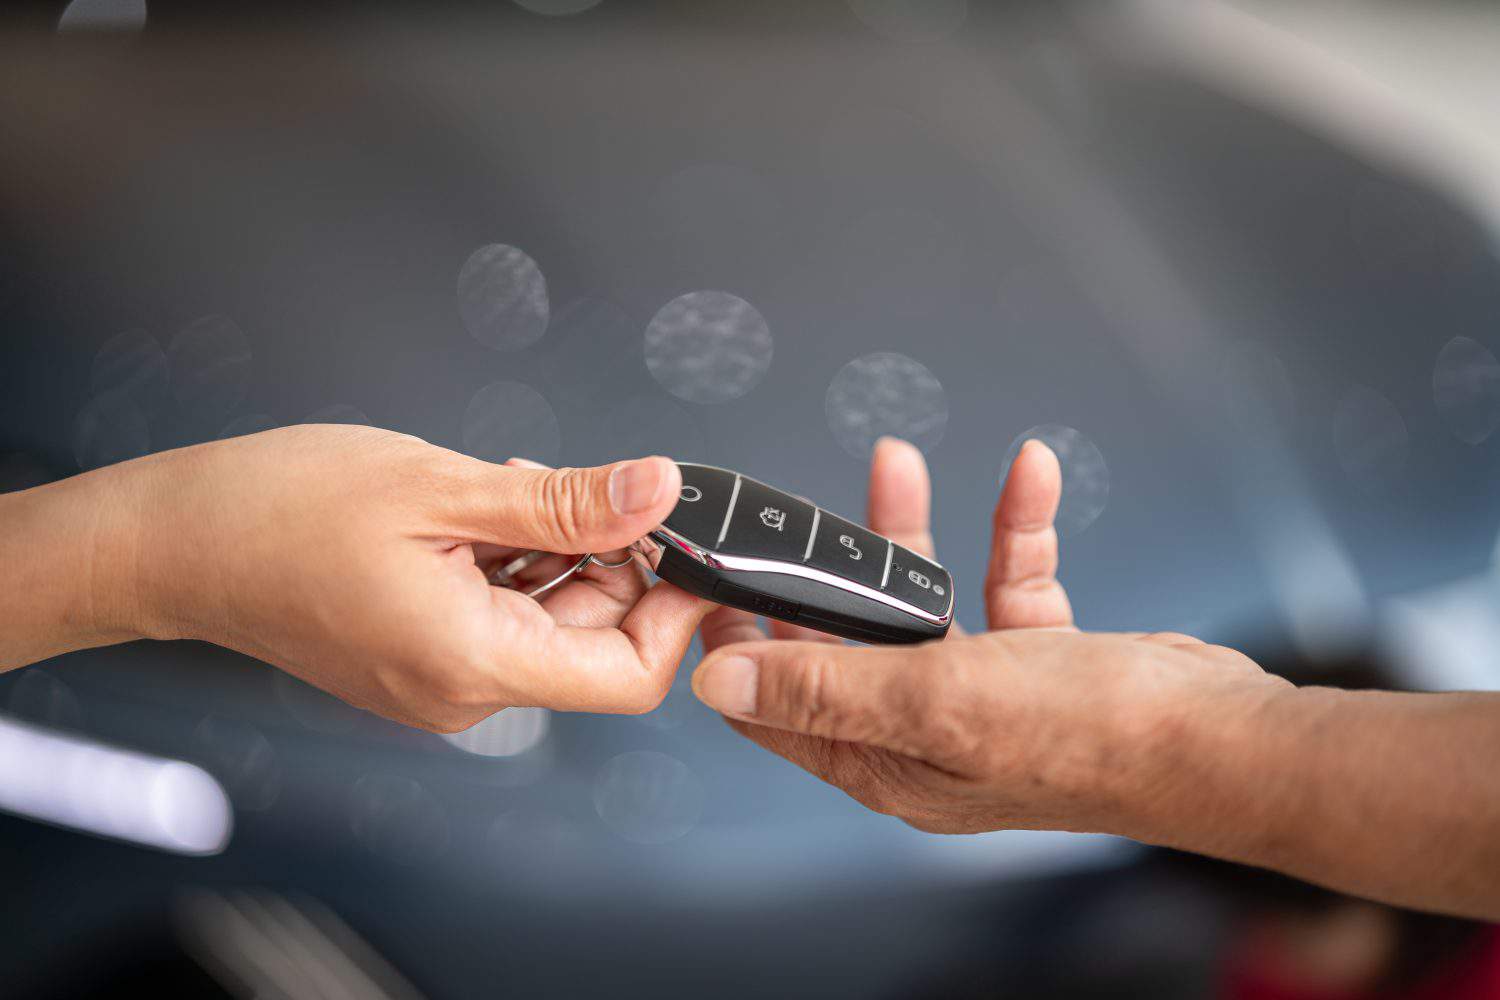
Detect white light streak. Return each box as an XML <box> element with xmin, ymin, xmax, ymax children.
<box><xmin>0</xmin><ymin>713</ymin><xmax>232</xmax><ymax>856</ymax></box>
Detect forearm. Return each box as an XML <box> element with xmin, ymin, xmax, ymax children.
<box><xmin>1137</xmin><ymin>683</ymin><xmax>1500</xmax><ymax>919</ymax></box>
<box><xmin>0</xmin><ymin>462</ymin><xmax>152</xmax><ymax>668</ymax></box>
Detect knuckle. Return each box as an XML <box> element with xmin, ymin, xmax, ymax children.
<box><xmin>782</xmin><ymin>655</ymin><xmax>838</xmax><ymax>736</ymax></box>
<box><xmin>538</xmin><ymin>468</ymin><xmax>592</xmax><ymax>546</ymax></box>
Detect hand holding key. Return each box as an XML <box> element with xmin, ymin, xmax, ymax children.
<box><xmin>690</xmin><ymin>439</ymin><xmax>1500</xmax><ymax>922</ymax></box>
<box><xmin>692</xmin><ymin>437</ymin><xmax>1273</xmax><ymax>836</ymax></box>
<box><xmin>0</xmin><ymin>425</ymin><xmax>712</xmax><ymax>731</ymax></box>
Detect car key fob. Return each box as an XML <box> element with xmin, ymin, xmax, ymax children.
<box><xmin>639</xmin><ymin>463</ymin><xmax>953</xmax><ymax>645</ymax></box>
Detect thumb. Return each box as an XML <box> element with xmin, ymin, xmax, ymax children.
<box><xmin>454</xmin><ymin>455</ymin><xmax>682</xmax><ymax>553</ymax></box>
<box><xmin>691</xmin><ymin>640</ymin><xmax>943</xmax><ymax>759</ymax></box>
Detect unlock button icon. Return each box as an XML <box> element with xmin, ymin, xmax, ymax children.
<box><xmin>839</xmin><ymin>534</ymin><xmax>863</xmax><ymax>561</ymax></box>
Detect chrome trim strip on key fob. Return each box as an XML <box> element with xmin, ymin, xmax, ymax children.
<box><xmin>639</xmin><ymin>463</ymin><xmax>953</xmax><ymax>645</ymax></box>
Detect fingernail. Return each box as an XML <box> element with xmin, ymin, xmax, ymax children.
<box><xmin>609</xmin><ymin>457</ymin><xmax>668</xmax><ymax>515</ymax></box>
<box><xmin>693</xmin><ymin>655</ymin><xmax>758</xmax><ymax>717</ymax></box>
<box><xmin>507</xmin><ymin>456</ymin><xmax>547</xmax><ymax>469</ymax></box>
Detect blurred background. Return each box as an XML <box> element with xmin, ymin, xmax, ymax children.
<box><xmin>3</xmin><ymin>0</ymin><xmax>1499</xmax><ymax>996</ymax></box>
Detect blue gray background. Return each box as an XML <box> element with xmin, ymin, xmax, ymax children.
<box><xmin>2</xmin><ymin>1</ymin><xmax>1498</xmax><ymax>997</ymax></box>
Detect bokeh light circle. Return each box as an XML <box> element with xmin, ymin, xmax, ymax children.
<box><xmin>91</xmin><ymin>329</ymin><xmax>169</xmax><ymax>416</ymax></box>
<box><xmin>592</xmin><ymin>750</ymin><xmax>704</xmax><ymax>845</ymax></box>
<box><xmin>73</xmin><ymin>390</ymin><xmax>149</xmax><ymax>471</ymax></box>
<box><xmin>442</xmin><ymin>708</ymin><xmax>549</xmax><ymax>758</ymax></box>
<box><xmin>1432</xmin><ymin>336</ymin><xmax>1500</xmax><ymax>445</ymax></box>
<box><xmin>461</xmin><ymin>380</ymin><xmax>562</xmax><ymax>466</ymax></box>
<box><xmin>457</xmin><ymin>244</ymin><xmax>550</xmax><ymax>352</ymax></box>
<box><xmin>168</xmin><ymin>314</ymin><xmax>252</xmax><ymax>423</ymax></box>
<box><xmin>643</xmin><ymin>291</ymin><xmax>773</xmax><ymax>404</ymax></box>
<box><xmin>6</xmin><ymin>668</ymin><xmax>84</xmax><ymax>730</ymax></box>
<box><xmin>1331</xmin><ymin>385</ymin><xmax>1408</xmax><ymax>487</ymax></box>
<box><xmin>350</xmin><ymin>774</ymin><xmax>450</xmax><ymax>866</ymax></box>
<box><xmin>846</xmin><ymin>0</ymin><xmax>968</xmax><ymax>43</ymax></box>
<box><xmin>1003</xmin><ymin>425</ymin><xmax>1109</xmax><ymax>538</ymax></box>
<box><xmin>193</xmin><ymin>715</ymin><xmax>281</xmax><ymax>812</ymax></box>
<box><xmin>825</xmin><ymin>352</ymin><xmax>947</xmax><ymax>459</ymax></box>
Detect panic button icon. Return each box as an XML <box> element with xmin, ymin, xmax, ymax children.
<box><xmin>759</xmin><ymin>507</ymin><xmax>787</xmax><ymax>531</ymax></box>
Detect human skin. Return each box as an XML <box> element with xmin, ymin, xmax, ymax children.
<box><xmin>694</xmin><ymin>438</ymin><xmax>1500</xmax><ymax>921</ymax></box>
<box><xmin>0</xmin><ymin>424</ymin><xmax>713</xmax><ymax>731</ymax></box>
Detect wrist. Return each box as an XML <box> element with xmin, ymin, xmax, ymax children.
<box><xmin>1105</xmin><ymin>667</ymin><xmax>1300</xmax><ymax>856</ymax></box>
<box><xmin>80</xmin><ymin>454</ymin><xmax>168</xmax><ymax>646</ymax></box>
<box><xmin>117</xmin><ymin>446</ymin><xmax>219</xmax><ymax>644</ymax></box>
<box><xmin>0</xmin><ymin>460</ymin><xmax>156</xmax><ymax>665</ymax></box>
<box><xmin>62</xmin><ymin>446</ymin><xmax>214</xmax><ymax>648</ymax></box>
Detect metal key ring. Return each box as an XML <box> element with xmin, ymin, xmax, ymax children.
<box><xmin>487</xmin><ymin>547</ymin><xmax>643</xmax><ymax>600</ymax></box>
<box><xmin>487</xmin><ymin>550</ymin><xmax>592</xmax><ymax>599</ymax></box>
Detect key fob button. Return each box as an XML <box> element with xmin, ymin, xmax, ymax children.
<box><xmin>884</xmin><ymin>546</ymin><xmax>952</xmax><ymax>617</ymax></box>
<box><xmin>718</xmin><ymin>479</ymin><xmax>816</xmax><ymax>563</ymax></box>
<box><xmin>807</xmin><ymin>512</ymin><xmax>889</xmax><ymax>590</ymax></box>
<box><xmin>661</xmin><ymin>464</ymin><xmax>737</xmax><ymax>547</ymax></box>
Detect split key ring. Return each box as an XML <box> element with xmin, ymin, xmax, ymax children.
<box><xmin>486</xmin><ymin>547</ymin><xmax>644</xmax><ymax>600</ymax></box>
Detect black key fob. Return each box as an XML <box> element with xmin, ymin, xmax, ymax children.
<box><xmin>640</xmin><ymin>463</ymin><xmax>953</xmax><ymax>645</ymax></box>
